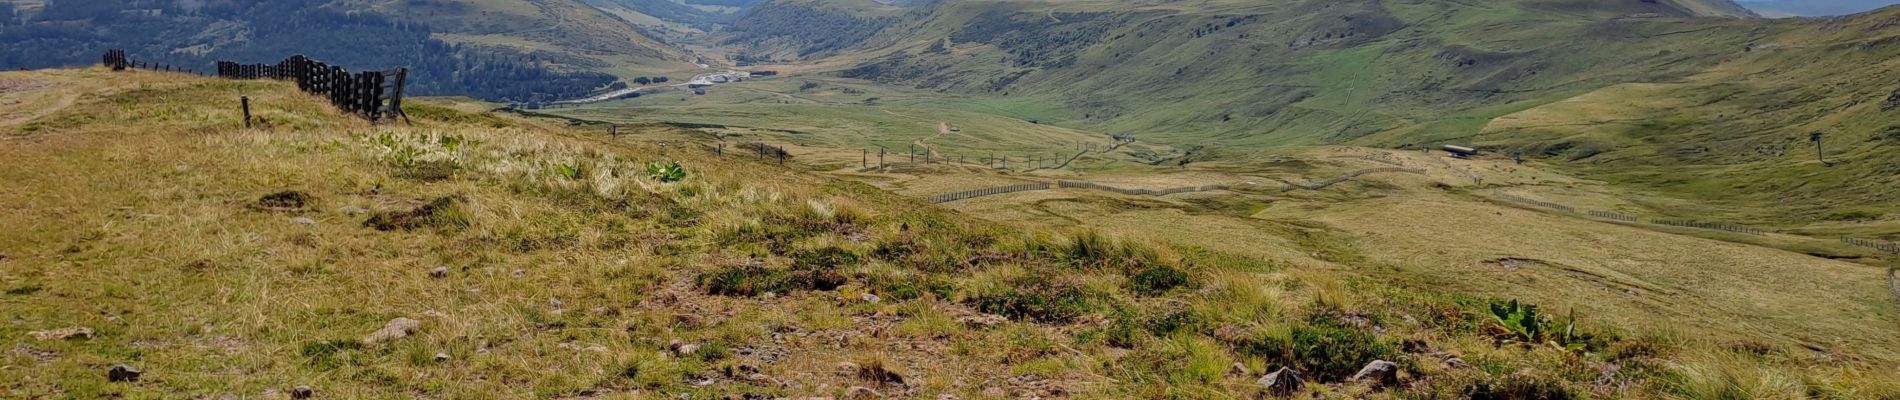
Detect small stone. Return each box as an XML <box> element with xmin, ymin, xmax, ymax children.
<box><xmin>1446</xmin><ymin>357</ymin><xmax>1469</xmax><ymax>369</ymax></box>
<box><xmin>291</xmin><ymin>217</ymin><xmax>317</xmax><ymax>226</ymax></box>
<box><xmin>1229</xmin><ymin>362</ymin><xmax>1250</xmax><ymax>376</ymax></box>
<box><xmin>836</xmin><ymin>361</ymin><xmax>861</xmax><ymax>376</ymax></box>
<box><xmin>430</xmin><ymin>267</ymin><xmax>448</xmax><ymax>278</ymax></box>
<box><xmin>28</xmin><ymin>327</ymin><xmax>93</xmax><ymax>341</ymax></box>
<box><xmin>511</xmin><ymin>269</ymin><xmax>526</xmax><ymax>278</ymax></box>
<box><xmin>363</xmin><ymin>317</ymin><xmax>422</xmax><ymax>344</ymax></box>
<box><xmin>434</xmin><ymin>352</ymin><xmax>451</xmax><ymax>362</ymax></box>
<box><xmin>1257</xmin><ymin>367</ymin><xmax>1303</xmax><ymax>396</ymax></box>
<box><xmin>1351</xmin><ymin>360</ymin><xmax>1401</xmax><ymax>388</ymax></box>
<box><xmin>108</xmin><ymin>364</ymin><xmax>141</xmax><ymax>382</ymax></box>
<box><xmin>548</xmin><ymin>298</ymin><xmax>564</xmax><ymax>310</ymax></box>
<box><xmin>289</xmin><ymin>385</ymin><xmax>314</xmax><ymax>399</ymax></box>
<box><xmin>676</xmin><ymin>343</ymin><xmax>701</xmax><ymax>356</ymax></box>
<box><xmin>845</xmin><ymin>386</ymin><xmax>884</xmax><ymax>399</ymax></box>
<box><xmin>861</xmin><ymin>293</ymin><xmax>880</xmax><ymax>304</ymax></box>
<box><xmin>958</xmin><ymin>314</ymin><xmax>1007</xmax><ymax>329</ymax></box>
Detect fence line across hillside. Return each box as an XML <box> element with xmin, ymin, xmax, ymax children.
<box><xmin>103</xmin><ymin>50</ymin><xmax>408</xmax><ymax>123</ymax></box>
<box><xmin>928</xmin><ymin>180</ymin><xmax>1238</xmax><ymax>204</ymax></box>
<box><xmin>1496</xmin><ymin>193</ymin><xmax>1773</xmax><ymax>236</ymax></box>
<box><xmin>1843</xmin><ymin>237</ymin><xmax>1900</xmax><ymax>255</ymax></box>
<box><xmin>102</xmin><ymin>50</ymin><xmax>198</xmax><ymax>75</ymax></box>
<box><xmin>1283</xmin><ymin>167</ymin><xmax>1425</xmax><ymax>191</ymax></box>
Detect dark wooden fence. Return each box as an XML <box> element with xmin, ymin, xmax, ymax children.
<box><xmin>103</xmin><ymin>50</ymin><xmax>406</xmax><ymax>122</ymax></box>
<box><xmin>215</xmin><ymin>55</ymin><xmax>408</xmax><ymax>122</ymax></box>
<box><xmin>101</xmin><ymin>49</ymin><xmax>194</xmax><ymax>74</ymax></box>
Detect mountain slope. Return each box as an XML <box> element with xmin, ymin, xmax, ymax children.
<box><xmin>793</xmin><ymin>0</ymin><xmax>1763</xmax><ymax>148</ymax></box>
<box><xmin>1472</xmin><ymin>5</ymin><xmax>1900</xmax><ymax>225</ymax></box>
<box><xmin>365</xmin><ymin>0</ymin><xmax>690</xmax><ymax>68</ymax></box>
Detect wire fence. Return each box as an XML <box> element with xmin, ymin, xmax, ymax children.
<box><xmin>1589</xmin><ymin>210</ymin><xmax>1639</xmax><ymax>223</ymax></box>
<box><xmin>1843</xmin><ymin>237</ymin><xmax>1900</xmax><ymax>255</ymax></box>
<box><xmin>1283</xmin><ymin>167</ymin><xmax>1425</xmax><ymax>191</ymax></box>
<box><xmin>928</xmin><ymin>180</ymin><xmax>1237</xmax><ymax>204</ymax></box>
<box><xmin>1653</xmin><ymin>219</ymin><xmax>1768</xmax><ymax>236</ymax></box>
<box><xmin>927</xmin><ymin>182</ymin><xmax>1055</xmax><ymax>203</ymax></box>
<box><xmin>1496</xmin><ymin>193</ymin><xmax>1578</xmax><ymax>214</ymax></box>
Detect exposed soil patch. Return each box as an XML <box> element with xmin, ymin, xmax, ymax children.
<box><xmin>363</xmin><ymin>196</ymin><xmax>468</xmax><ymax>231</ymax></box>
<box><xmin>1493</xmin><ymin>257</ymin><xmax>1546</xmax><ymax>272</ymax></box>
<box><xmin>253</xmin><ymin>190</ymin><xmax>314</xmax><ymax>211</ymax></box>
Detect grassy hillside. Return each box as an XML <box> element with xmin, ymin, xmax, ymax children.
<box><xmin>1470</xmin><ymin>6</ymin><xmax>1900</xmax><ymax>230</ymax></box>
<box><xmin>368</xmin><ymin>0</ymin><xmax>690</xmax><ymax>70</ymax></box>
<box><xmin>723</xmin><ymin>0</ymin><xmax>1767</xmax><ymax>151</ymax></box>
<box><xmin>7</xmin><ymin>67</ymin><xmax>1896</xmax><ymax>398</ymax></box>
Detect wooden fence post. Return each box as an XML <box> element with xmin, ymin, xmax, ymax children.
<box><xmin>241</xmin><ymin>96</ymin><xmax>252</xmax><ymax>128</ymax></box>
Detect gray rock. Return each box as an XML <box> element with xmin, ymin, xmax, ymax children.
<box><xmin>108</xmin><ymin>364</ymin><xmax>141</xmax><ymax>382</ymax></box>
<box><xmin>430</xmin><ymin>266</ymin><xmax>448</xmax><ymax>278</ymax></box>
<box><xmin>291</xmin><ymin>217</ymin><xmax>317</xmax><ymax>226</ymax></box>
<box><xmin>363</xmin><ymin>318</ymin><xmax>421</xmax><ymax>344</ymax></box>
<box><xmin>434</xmin><ymin>352</ymin><xmax>451</xmax><ymax>362</ymax></box>
<box><xmin>1257</xmin><ymin>367</ymin><xmax>1303</xmax><ymax>396</ymax></box>
<box><xmin>845</xmin><ymin>386</ymin><xmax>884</xmax><ymax>399</ymax></box>
<box><xmin>1351</xmin><ymin>360</ymin><xmax>1401</xmax><ymax>388</ymax></box>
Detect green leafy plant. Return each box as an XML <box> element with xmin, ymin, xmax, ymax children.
<box><xmin>556</xmin><ymin>162</ymin><xmax>583</xmax><ymax>180</ymax></box>
<box><xmin>437</xmin><ymin>134</ymin><xmax>466</xmax><ymax>152</ymax></box>
<box><xmin>646</xmin><ymin>161</ymin><xmax>687</xmax><ymax>183</ymax></box>
<box><xmin>1490</xmin><ymin>299</ymin><xmax>1544</xmax><ymax>344</ymax></box>
<box><xmin>1490</xmin><ymin>299</ymin><xmax>1588</xmax><ymax>352</ymax></box>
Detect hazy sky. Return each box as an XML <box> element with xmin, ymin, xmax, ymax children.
<box><xmin>1735</xmin><ymin>0</ymin><xmax>1900</xmax><ymax>16</ymax></box>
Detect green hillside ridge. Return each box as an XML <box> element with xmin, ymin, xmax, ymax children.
<box><xmin>1470</xmin><ymin>5</ymin><xmax>1900</xmax><ymax>228</ymax></box>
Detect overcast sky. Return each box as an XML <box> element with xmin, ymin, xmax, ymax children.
<box><xmin>1735</xmin><ymin>0</ymin><xmax>1900</xmax><ymax>16</ymax></box>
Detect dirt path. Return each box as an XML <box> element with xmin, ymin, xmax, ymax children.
<box><xmin>0</xmin><ymin>77</ymin><xmax>77</xmax><ymax>130</ymax></box>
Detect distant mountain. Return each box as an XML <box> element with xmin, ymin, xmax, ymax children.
<box><xmin>1736</xmin><ymin>0</ymin><xmax>1900</xmax><ymax>16</ymax></box>
<box><xmin>0</xmin><ymin>0</ymin><xmax>687</xmax><ymax>102</ymax></box>
<box><xmin>723</xmin><ymin>0</ymin><xmax>1763</xmax><ymax>147</ymax></box>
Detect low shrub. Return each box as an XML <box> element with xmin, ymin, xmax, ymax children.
<box><xmin>696</xmin><ymin>264</ymin><xmax>790</xmax><ymax>297</ymax></box>
<box><xmin>972</xmin><ymin>276</ymin><xmax>1091</xmax><ymax>323</ymax></box>
<box><xmin>363</xmin><ymin>196</ymin><xmax>469</xmax><ymax>231</ymax></box>
<box><xmin>865</xmin><ymin>274</ymin><xmax>953</xmax><ymax>301</ymax></box>
<box><xmin>1462</xmin><ymin>374</ymin><xmax>1578</xmax><ymax>400</ymax></box>
<box><xmin>1237</xmin><ymin>319</ymin><xmax>1394</xmax><ymax>382</ymax></box>
<box><xmin>1127</xmin><ymin>264</ymin><xmax>1190</xmax><ymax>296</ymax></box>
